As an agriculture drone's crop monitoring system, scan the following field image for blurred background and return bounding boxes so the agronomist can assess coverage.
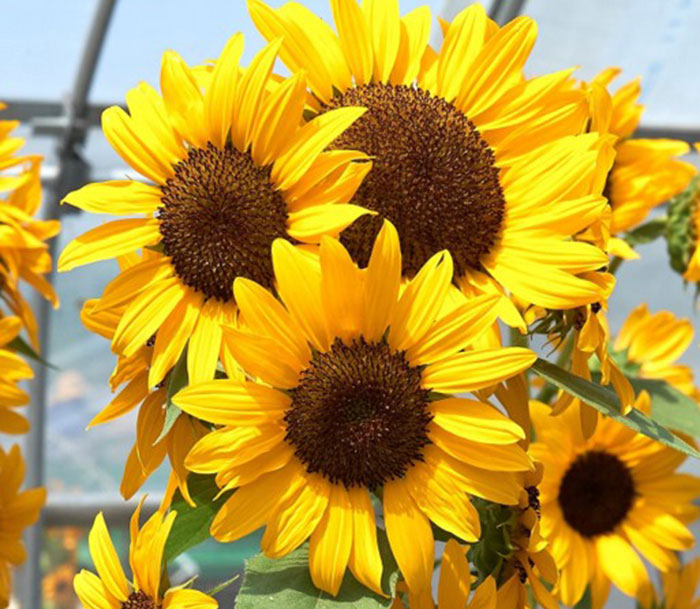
[3,0,700,607]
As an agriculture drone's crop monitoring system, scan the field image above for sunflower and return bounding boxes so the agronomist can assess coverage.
[589,69,696,259]
[0,444,46,609]
[391,540,497,609]
[58,35,371,389]
[613,304,699,400]
[531,401,700,609]
[247,0,612,325]
[43,564,76,608]
[174,222,536,597]
[661,559,700,609]
[74,499,216,609]
[680,146,700,282]
[79,256,210,505]
[0,103,59,347]
[0,315,34,434]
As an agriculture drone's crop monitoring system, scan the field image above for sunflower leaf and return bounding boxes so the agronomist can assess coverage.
[624,217,667,246]
[628,377,700,438]
[7,335,56,369]
[154,350,188,445]
[531,358,700,458]
[236,533,399,608]
[164,473,233,563]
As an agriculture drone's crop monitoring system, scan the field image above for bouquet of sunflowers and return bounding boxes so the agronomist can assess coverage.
[5,2,700,609]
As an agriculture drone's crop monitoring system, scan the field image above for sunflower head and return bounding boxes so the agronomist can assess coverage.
[532,402,699,609]
[0,316,34,434]
[175,220,536,597]
[249,0,613,315]
[74,499,217,609]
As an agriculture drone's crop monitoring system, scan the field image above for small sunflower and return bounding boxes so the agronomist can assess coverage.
[248,0,611,322]
[0,444,46,609]
[80,258,209,505]
[174,222,536,597]
[58,35,371,389]
[679,147,700,282]
[590,69,696,259]
[531,402,700,609]
[661,558,700,609]
[0,103,60,347]
[74,499,216,609]
[613,304,699,400]
[0,316,34,434]
[391,540,497,609]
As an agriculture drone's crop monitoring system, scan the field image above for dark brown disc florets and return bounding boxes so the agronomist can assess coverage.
[323,83,505,278]
[122,591,155,609]
[158,142,289,302]
[557,450,636,538]
[284,337,433,489]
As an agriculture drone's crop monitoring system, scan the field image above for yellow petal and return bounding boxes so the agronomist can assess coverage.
[287,203,372,244]
[364,0,400,82]
[163,589,217,609]
[330,0,373,85]
[160,50,206,148]
[347,487,383,596]
[73,570,121,609]
[88,513,129,602]
[63,181,163,215]
[438,539,471,608]
[422,347,537,393]
[187,298,226,384]
[58,219,160,272]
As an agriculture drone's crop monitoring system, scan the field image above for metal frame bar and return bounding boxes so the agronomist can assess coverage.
[488,0,528,25]
[19,2,117,609]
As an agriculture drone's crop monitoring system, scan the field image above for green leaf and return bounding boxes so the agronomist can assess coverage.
[164,473,232,563]
[530,358,700,458]
[154,350,188,445]
[574,587,592,609]
[7,335,56,369]
[236,533,399,609]
[628,377,700,438]
[206,574,240,596]
[624,217,667,246]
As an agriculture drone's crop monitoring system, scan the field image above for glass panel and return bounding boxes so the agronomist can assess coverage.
[525,0,700,128]
[1,1,96,100]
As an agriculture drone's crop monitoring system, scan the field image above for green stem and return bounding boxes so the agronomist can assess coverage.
[608,255,623,275]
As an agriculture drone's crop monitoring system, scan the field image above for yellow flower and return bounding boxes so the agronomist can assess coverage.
[248,0,611,324]
[682,145,700,282]
[174,221,536,597]
[0,445,46,609]
[590,69,696,258]
[79,260,208,506]
[661,559,700,609]
[0,103,60,347]
[58,35,371,389]
[391,540,497,609]
[531,402,700,609]
[74,499,216,609]
[613,303,699,400]
[0,316,34,434]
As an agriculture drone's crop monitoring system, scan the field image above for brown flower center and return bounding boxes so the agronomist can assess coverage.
[285,337,432,489]
[158,142,289,302]
[557,450,636,538]
[323,83,505,278]
[122,591,155,609]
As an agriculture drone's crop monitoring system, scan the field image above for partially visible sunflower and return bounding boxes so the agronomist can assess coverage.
[58,35,371,389]
[74,499,217,609]
[249,0,612,325]
[679,146,700,282]
[0,102,59,347]
[589,69,696,259]
[391,540,497,609]
[613,304,699,400]
[80,252,210,505]
[43,564,75,608]
[661,558,700,609]
[0,316,34,434]
[174,222,536,597]
[0,444,46,609]
[531,402,700,609]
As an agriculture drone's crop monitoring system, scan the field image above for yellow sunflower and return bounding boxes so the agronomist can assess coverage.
[174,221,536,597]
[613,303,699,400]
[681,145,700,282]
[661,559,700,609]
[74,499,216,609]
[0,103,60,347]
[391,540,497,609]
[531,402,700,609]
[248,0,611,324]
[58,35,371,389]
[590,69,696,258]
[0,444,46,609]
[0,316,34,434]
[79,255,209,505]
